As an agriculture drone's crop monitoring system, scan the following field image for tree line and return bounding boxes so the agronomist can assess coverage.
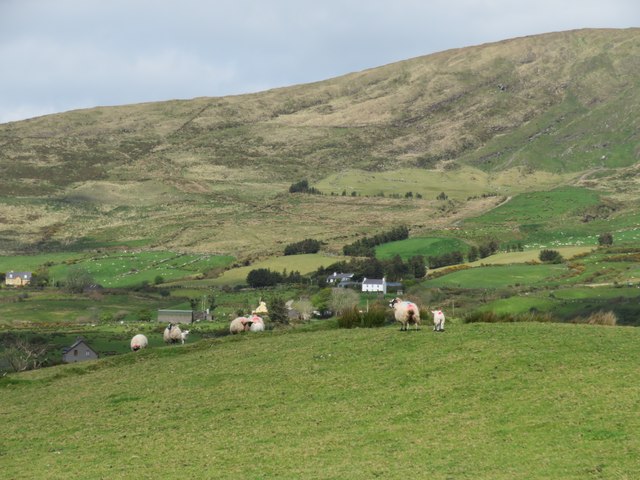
[342,226,409,257]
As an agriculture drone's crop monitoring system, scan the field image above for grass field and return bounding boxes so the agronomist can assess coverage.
[2,322,639,479]
[204,253,347,286]
[376,236,469,260]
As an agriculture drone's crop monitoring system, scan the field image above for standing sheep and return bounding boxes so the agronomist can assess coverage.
[163,323,184,344]
[389,297,421,331]
[432,309,445,332]
[130,334,148,351]
[180,330,190,344]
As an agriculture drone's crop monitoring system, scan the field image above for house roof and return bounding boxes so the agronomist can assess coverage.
[327,272,354,281]
[62,337,98,355]
[7,271,32,280]
[362,278,385,285]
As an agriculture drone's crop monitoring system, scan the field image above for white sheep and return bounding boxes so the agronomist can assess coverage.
[229,316,250,334]
[163,323,184,344]
[180,330,190,343]
[389,297,421,331]
[248,315,265,332]
[130,334,148,351]
[432,309,445,332]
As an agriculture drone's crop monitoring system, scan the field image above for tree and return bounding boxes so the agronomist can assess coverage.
[65,266,95,293]
[598,232,614,246]
[408,255,427,278]
[268,296,289,324]
[467,246,479,262]
[539,249,564,264]
[1,335,49,372]
[330,288,360,316]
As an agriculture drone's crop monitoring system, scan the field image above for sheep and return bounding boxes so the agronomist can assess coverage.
[163,323,184,344]
[389,297,421,331]
[432,309,445,332]
[180,330,190,343]
[248,315,265,332]
[130,334,148,351]
[229,316,251,334]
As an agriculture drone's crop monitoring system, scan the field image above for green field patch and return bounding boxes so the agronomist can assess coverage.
[466,186,601,225]
[48,252,234,288]
[376,236,468,260]
[207,254,347,286]
[426,264,568,289]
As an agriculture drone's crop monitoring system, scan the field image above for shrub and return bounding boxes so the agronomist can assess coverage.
[572,310,618,326]
[539,249,564,264]
[464,311,554,324]
[361,305,389,328]
[337,307,361,329]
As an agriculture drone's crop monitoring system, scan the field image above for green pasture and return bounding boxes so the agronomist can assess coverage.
[48,251,234,288]
[205,253,347,286]
[0,253,80,273]
[314,166,568,200]
[466,186,601,225]
[425,264,568,289]
[376,236,468,260]
[3,323,640,479]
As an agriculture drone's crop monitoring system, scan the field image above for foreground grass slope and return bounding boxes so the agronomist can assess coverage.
[3,323,639,479]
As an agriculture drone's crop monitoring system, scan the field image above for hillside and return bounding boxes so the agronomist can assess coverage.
[0,28,638,257]
[3,323,639,479]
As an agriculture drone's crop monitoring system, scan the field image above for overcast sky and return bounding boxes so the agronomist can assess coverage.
[0,0,637,124]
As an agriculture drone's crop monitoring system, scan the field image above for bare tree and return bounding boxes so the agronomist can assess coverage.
[330,288,360,316]
[2,336,50,372]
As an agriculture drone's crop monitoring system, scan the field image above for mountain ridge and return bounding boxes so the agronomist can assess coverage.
[0,28,638,256]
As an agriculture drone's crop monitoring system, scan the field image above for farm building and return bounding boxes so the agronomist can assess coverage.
[62,337,99,363]
[362,277,387,294]
[157,309,194,324]
[326,272,354,285]
[5,271,32,287]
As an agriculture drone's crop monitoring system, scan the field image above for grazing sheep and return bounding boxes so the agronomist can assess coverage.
[432,309,445,332]
[229,316,251,334]
[389,297,421,331]
[163,323,184,344]
[130,334,148,351]
[248,315,265,332]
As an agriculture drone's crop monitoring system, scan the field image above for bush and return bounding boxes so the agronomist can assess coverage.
[539,249,564,264]
[464,311,554,324]
[337,307,361,329]
[572,310,618,326]
[361,306,389,328]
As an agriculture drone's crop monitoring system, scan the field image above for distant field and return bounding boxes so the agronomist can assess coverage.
[49,251,235,288]
[466,186,601,225]
[205,254,347,286]
[0,251,235,288]
[314,167,568,200]
[376,236,469,260]
[426,264,569,289]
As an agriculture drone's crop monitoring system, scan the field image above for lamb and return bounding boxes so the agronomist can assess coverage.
[389,297,421,331]
[432,309,445,332]
[130,334,148,351]
[180,330,190,343]
[229,316,251,334]
[163,323,185,344]
[248,315,265,332]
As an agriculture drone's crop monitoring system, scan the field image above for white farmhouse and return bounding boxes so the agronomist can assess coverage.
[362,277,387,294]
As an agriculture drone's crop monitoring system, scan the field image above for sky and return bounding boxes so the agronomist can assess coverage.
[0,0,638,124]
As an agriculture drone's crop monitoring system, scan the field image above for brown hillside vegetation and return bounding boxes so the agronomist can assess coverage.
[0,28,638,256]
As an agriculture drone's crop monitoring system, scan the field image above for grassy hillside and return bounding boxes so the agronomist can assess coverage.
[2,323,639,479]
[0,28,638,257]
